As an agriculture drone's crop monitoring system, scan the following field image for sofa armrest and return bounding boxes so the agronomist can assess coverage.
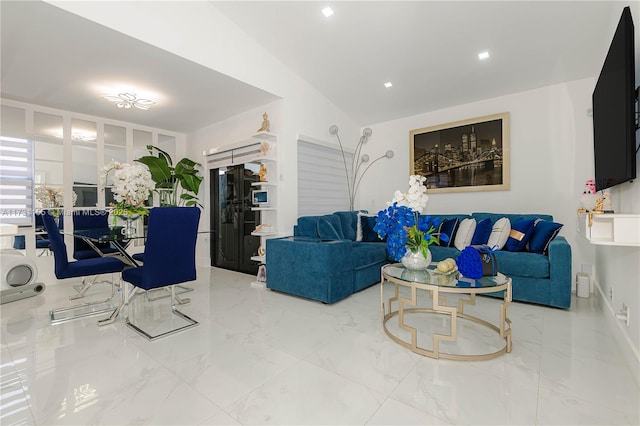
[265,237,354,303]
[547,235,572,306]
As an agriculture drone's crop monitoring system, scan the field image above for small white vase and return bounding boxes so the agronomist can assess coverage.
[401,247,432,270]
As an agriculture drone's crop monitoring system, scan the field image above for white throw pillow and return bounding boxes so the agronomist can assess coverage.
[356,211,365,241]
[454,218,476,250]
[487,217,511,250]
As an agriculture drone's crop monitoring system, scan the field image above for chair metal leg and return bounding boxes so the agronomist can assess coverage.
[70,275,115,300]
[125,285,198,340]
[145,284,194,302]
[50,274,119,324]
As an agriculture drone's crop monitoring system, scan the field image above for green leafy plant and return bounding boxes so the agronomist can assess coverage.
[135,145,203,207]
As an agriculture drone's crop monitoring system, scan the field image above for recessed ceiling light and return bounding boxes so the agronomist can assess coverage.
[478,51,490,60]
[384,82,393,88]
[322,7,334,17]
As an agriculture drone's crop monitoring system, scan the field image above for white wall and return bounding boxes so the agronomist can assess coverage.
[360,78,597,278]
[590,1,640,381]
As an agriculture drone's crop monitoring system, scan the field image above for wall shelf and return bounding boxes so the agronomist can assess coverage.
[251,181,277,187]
[577,213,640,246]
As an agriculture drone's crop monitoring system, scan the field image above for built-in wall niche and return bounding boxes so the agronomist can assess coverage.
[158,134,176,158]
[71,119,98,207]
[133,129,152,160]
[33,112,63,187]
[1,105,26,138]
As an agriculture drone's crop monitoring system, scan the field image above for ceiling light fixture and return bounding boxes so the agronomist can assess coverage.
[478,51,490,60]
[384,82,393,88]
[322,7,334,17]
[101,92,156,110]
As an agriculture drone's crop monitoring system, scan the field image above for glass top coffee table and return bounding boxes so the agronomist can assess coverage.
[380,262,512,361]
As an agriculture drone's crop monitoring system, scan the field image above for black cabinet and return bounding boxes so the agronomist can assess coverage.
[210,164,260,274]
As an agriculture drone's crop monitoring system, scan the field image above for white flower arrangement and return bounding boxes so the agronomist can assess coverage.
[34,185,77,208]
[103,160,155,215]
[389,175,429,214]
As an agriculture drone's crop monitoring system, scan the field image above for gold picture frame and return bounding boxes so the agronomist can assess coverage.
[410,112,510,193]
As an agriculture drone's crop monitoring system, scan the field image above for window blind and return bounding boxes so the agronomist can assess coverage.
[0,136,33,225]
[297,139,352,216]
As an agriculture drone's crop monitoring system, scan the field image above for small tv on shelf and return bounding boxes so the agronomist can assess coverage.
[592,6,638,192]
[252,190,269,206]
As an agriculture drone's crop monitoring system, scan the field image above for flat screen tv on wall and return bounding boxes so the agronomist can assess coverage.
[592,6,638,192]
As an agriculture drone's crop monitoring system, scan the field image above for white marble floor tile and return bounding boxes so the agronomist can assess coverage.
[0,349,35,426]
[537,384,640,425]
[304,327,418,396]
[365,397,450,425]
[539,341,639,416]
[391,359,539,425]
[167,326,300,409]
[226,360,386,425]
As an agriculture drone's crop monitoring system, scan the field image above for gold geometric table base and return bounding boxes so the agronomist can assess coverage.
[381,270,512,361]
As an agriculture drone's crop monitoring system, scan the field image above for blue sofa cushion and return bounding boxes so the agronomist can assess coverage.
[361,215,383,242]
[471,218,493,245]
[529,220,564,254]
[472,212,553,223]
[334,211,360,241]
[493,250,550,278]
[430,245,462,261]
[296,216,321,238]
[438,218,459,247]
[351,241,387,269]
[317,217,342,241]
[505,219,536,252]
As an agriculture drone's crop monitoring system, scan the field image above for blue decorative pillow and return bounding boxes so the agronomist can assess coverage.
[471,218,493,245]
[505,219,536,252]
[528,220,563,254]
[361,215,383,242]
[438,218,459,247]
[317,218,342,241]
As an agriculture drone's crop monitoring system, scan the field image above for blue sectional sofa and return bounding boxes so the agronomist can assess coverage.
[266,211,572,308]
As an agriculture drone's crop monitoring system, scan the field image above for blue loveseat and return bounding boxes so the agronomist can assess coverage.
[266,211,572,308]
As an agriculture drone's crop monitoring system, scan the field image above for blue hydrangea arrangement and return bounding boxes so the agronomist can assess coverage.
[374,203,444,261]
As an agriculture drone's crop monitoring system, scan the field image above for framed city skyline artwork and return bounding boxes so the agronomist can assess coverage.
[410,112,510,193]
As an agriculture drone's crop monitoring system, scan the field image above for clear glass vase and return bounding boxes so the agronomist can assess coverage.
[401,247,432,270]
[119,214,140,238]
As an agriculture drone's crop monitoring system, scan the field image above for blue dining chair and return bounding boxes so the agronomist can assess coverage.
[42,210,126,323]
[122,206,200,340]
[72,210,119,260]
[70,209,122,299]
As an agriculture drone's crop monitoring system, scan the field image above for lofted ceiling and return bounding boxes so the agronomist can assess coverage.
[0,0,279,133]
[1,1,633,133]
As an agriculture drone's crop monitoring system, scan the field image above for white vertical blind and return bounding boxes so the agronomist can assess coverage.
[297,139,353,216]
[0,136,33,225]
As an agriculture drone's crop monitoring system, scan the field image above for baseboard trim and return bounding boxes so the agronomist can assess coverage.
[593,278,640,388]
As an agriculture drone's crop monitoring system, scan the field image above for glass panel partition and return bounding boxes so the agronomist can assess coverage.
[72,119,97,207]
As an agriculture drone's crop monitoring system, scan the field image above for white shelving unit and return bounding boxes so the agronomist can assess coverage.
[577,213,640,246]
[249,132,279,288]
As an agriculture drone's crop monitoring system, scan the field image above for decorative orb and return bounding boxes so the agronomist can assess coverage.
[362,128,372,137]
[361,154,370,162]
[385,150,395,159]
[329,125,339,135]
